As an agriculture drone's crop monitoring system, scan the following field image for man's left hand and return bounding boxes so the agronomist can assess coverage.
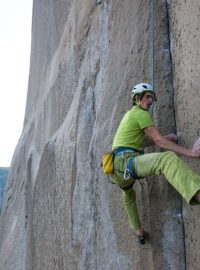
[165,134,178,143]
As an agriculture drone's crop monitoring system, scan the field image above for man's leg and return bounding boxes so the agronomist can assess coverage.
[122,188,141,230]
[134,151,200,204]
[122,188,145,243]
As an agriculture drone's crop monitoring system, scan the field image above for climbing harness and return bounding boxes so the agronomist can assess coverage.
[113,147,142,181]
[113,147,144,191]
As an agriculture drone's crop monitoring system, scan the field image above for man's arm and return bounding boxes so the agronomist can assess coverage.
[144,133,177,147]
[144,125,199,158]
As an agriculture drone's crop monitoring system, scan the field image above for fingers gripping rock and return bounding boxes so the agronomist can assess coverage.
[192,137,200,156]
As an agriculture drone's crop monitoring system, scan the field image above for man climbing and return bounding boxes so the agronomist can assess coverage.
[112,83,200,245]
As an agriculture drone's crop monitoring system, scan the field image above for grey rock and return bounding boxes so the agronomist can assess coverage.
[0,0,199,269]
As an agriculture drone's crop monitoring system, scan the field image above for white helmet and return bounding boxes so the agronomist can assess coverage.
[131,83,156,99]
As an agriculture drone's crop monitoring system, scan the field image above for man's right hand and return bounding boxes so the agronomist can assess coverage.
[192,137,200,157]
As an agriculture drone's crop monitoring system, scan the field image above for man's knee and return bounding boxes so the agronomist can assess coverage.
[156,151,180,174]
[123,188,136,202]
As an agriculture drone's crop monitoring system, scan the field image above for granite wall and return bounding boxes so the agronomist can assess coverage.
[0,0,200,269]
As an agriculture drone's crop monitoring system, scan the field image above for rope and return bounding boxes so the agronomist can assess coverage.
[151,0,155,116]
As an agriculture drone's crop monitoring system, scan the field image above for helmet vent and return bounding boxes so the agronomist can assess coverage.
[142,85,148,89]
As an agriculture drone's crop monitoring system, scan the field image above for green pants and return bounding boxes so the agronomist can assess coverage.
[112,151,200,230]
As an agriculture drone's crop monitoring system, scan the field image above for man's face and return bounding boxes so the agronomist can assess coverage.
[140,92,154,111]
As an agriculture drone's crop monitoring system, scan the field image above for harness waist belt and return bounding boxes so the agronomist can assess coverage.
[113,146,144,156]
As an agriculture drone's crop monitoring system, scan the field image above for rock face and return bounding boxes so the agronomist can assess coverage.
[169,1,200,269]
[0,0,200,269]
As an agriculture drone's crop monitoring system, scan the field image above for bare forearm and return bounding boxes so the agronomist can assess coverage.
[144,126,200,158]
[155,137,194,157]
[145,133,177,148]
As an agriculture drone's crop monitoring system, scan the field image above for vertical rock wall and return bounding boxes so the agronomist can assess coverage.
[0,0,200,269]
[169,1,200,269]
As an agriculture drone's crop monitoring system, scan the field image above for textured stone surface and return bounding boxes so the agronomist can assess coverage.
[169,1,200,269]
[0,0,200,269]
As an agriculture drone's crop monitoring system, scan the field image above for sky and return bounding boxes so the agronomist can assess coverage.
[0,1,33,167]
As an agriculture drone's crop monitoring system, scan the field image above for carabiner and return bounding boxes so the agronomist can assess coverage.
[124,167,130,180]
[122,152,130,180]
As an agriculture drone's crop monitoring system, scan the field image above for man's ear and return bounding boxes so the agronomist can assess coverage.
[135,95,140,102]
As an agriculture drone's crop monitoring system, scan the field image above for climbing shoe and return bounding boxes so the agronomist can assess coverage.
[137,234,145,245]
[135,231,148,245]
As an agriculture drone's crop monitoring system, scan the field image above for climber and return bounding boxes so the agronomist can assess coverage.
[111,82,200,245]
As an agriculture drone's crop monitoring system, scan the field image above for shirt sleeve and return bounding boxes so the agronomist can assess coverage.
[137,110,154,129]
